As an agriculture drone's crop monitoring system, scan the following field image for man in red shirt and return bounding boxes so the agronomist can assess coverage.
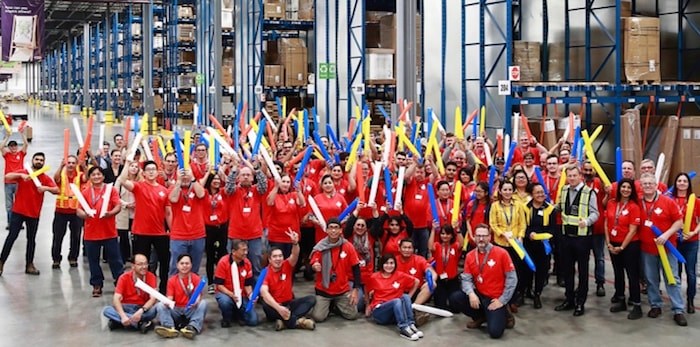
[189,143,209,180]
[403,161,432,257]
[119,159,173,293]
[155,254,208,339]
[157,153,178,188]
[396,239,436,307]
[309,218,361,322]
[168,168,206,276]
[449,224,516,339]
[102,253,158,333]
[582,160,608,297]
[51,154,88,268]
[261,231,317,330]
[2,128,28,227]
[214,239,258,327]
[511,133,547,167]
[0,152,58,275]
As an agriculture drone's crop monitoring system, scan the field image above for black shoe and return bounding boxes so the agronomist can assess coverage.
[52,262,60,269]
[221,320,232,328]
[674,313,688,326]
[573,305,585,317]
[647,307,662,318]
[515,295,525,307]
[610,296,622,304]
[628,305,643,320]
[533,295,542,309]
[610,302,627,313]
[555,302,575,311]
[688,301,695,314]
[627,298,633,306]
[596,284,605,297]
[108,320,124,331]
[139,320,154,334]
[525,289,534,299]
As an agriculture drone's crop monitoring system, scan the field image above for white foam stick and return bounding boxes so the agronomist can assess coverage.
[394,166,406,210]
[23,163,41,187]
[126,132,143,161]
[70,183,96,217]
[98,124,105,155]
[496,128,503,139]
[307,195,327,231]
[99,184,113,218]
[207,126,238,159]
[430,109,446,134]
[512,113,520,142]
[382,126,391,166]
[504,134,511,159]
[231,261,242,308]
[72,117,84,148]
[368,161,383,203]
[193,103,199,127]
[259,146,282,182]
[141,139,154,161]
[655,153,665,183]
[562,118,571,143]
[226,124,233,138]
[412,303,454,317]
[484,139,493,167]
[135,278,175,309]
[261,108,278,131]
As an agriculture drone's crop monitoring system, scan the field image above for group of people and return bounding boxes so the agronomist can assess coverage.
[0,113,697,340]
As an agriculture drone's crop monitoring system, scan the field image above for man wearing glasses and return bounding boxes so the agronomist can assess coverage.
[157,152,179,188]
[102,253,158,333]
[1,127,29,229]
[190,143,209,180]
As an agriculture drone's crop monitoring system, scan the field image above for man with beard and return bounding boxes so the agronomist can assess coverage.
[2,128,29,228]
[102,253,158,333]
[51,154,88,269]
[582,160,607,297]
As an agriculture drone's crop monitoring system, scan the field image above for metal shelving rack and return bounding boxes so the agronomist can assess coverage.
[59,42,69,105]
[72,35,84,106]
[164,0,196,126]
[117,5,143,117]
[111,13,120,113]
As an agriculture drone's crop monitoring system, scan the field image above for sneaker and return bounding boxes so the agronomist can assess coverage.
[25,263,40,275]
[596,284,605,297]
[627,305,643,320]
[208,284,215,295]
[221,320,232,328]
[274,319,286,331]
[399,327,419,341]
[295,318,315,330]
[107,320,123,331]
[92,286,103,297]
[647,307,662,318]
[69,260,78,268]
[674,313,688,326]
[52,262,60,269]
[610,302,627,313]
[466,317,486,329]
[180,325,197,339]
[154,326,179,338]
[408,324,423,338]
[139,320,154,334]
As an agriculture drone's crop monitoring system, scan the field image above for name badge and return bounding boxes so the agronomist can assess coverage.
[243,207,252,213]
[210,215,218,221]
[644,220,653,227]
[188,192,195,199]
[611,229,617,237]
[415,194,423,200]
[537,210,544,216]
[182,205,191,212]
[439,273,448,280]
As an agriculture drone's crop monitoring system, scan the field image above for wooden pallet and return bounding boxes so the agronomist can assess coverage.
[626,79,661,86]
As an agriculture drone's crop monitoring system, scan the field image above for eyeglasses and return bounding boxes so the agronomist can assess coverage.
[475,234,490,238]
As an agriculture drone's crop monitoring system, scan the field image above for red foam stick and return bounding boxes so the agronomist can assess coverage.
[209,114,233,145]
[63,128,70,162]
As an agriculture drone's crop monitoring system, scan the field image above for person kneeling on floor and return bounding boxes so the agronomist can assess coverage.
[102,253,157,333]
[214,239,259,327]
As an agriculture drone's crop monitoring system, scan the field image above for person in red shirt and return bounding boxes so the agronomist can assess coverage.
[434,181,455,227]
[189,143,209,180]
[604,178,642,319]
[76,167,123,297]
[102,254,158,333]
[214,239,258,327]
[51,154,88,268]
[119,159,173,293]
[403,161,432,257]
[0,152,58,275]
[582,160,608,297]
[448,224,516,339]
[365,254,421,341]
[375,203,414,258]
[201,169,229,294]
[463,182,490,250]
[637,173,686,326]
[669,172,699,314]
[154,254,208,339]
[309,174,348,243]
[2,128,28,226]
[330,163,354,202]
[309,218,362,322]
[395,239,436,308]
[267,173,306,257]
[343,201,381,312]
[157,152,178,188]
[260,231,317,330]
[168,168,206,276]
[428,225,463,310]
[511,134,547,167]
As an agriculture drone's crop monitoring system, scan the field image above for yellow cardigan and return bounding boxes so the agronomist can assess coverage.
[489,200,527,247]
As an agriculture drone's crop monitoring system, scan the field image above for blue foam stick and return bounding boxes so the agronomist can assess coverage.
[473,107,479,138]
[666,171,696,195]
[377,104,390,120]
[326,124,343,151]
[577,138,585,162]
[334,152,341,164]
[303,109,310,141]
[246,267,268,312]
[338,198,359,221]
[384,167,394,207]
[571,126,581,158]
[133,113,140,134]
[214,140,220,170]
[543,239,552,255]
[233,113,240,151]
[343,138,351,150]
[488,165,496,195]
[186,277,207,309]
[274,97,282,120]
[616,147,622,182]
[173,131,185,169]
[503,141,517,173]
[252,118,267,156]
[199,133,209,147]
[313,131,332,163]
[515,240,537,272]
[294,147,313,185]
[313,107,320,125]
[425,269,435,293]
[426,107,433,140]
[534,166,550,197]
[237,101,244,121]
[650,225,687,263]
[427,183,440,223]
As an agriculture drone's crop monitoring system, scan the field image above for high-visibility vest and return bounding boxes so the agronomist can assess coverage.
[558,185,592,236]
[56,168,81,210]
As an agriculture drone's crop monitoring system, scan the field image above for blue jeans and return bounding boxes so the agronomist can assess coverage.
[350,281,366,313]
[85,238,123,287]
[678,240,699,302]
[156,301,207,332]
[642,251,684,314]
[592,234,606,284]
[215,292,258,326]
[230,237,263,278]
[371,294,415,330]
[412,227,429,258]
[102,303,157,328]
[168,238,205,276]
[4,182,16,223]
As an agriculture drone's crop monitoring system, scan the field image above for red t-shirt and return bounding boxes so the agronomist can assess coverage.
[396,254,429,284]
[464,200,488,246]
[434,242,462,279]
[367,270,415,308]
[672,195,700,242]
[204,190,228,226]
[156,170,177,188]
[333,178,351,200]
[511,146,541,166]
[190,161,208,181]
[435,198,455,227]
[638,195,683,255]
[311,192,347,243]
[11,169,56,218]
[381,231,408,258]
[3,151,25,183]
[585,178,606,235]
[542,175,560,203]
[263,260,295,303]
[604,199,642,243]
[116,270,158,305]
[214,255,254,296]
[168,187,206,240]
[131,181,169,236]
[403,178,431,228]
[166,273,202,307]
[226,185,264,240]
[473,151,489,182]
[310,241,360,295]
[267,192,302,243]
[464,246,515,299]
[81,185,120,241]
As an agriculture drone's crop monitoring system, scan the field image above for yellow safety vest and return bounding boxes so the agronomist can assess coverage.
[56,168,82,209]
[558,185,591,236]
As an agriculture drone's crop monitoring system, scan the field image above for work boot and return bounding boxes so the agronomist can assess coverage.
[596,284,605,297]
[688,300,695,314]
[506,312,515,329]
[274,320,285,331]
[25,263,40,275]
[610,301,627,313]
[466,317,486,329]
[627,305,642,320]
[533,295,542,309]
[295,318,315,330]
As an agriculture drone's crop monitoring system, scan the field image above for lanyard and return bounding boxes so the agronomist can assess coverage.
[501,202,514,227]
[614,201,628,227]
[90,185,106,207]
[641,193,659,220]
[437,199,452,220]
[442,244,450,266]
[210,191,221,210]
[178,274,194,297]
[675,197,687,214]
[132,272,142,297]
[475,247,492,277]
[181,185,194,204]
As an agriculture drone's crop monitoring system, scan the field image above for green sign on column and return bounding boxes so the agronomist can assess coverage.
[319,63,336,80]
[196,73,204,85]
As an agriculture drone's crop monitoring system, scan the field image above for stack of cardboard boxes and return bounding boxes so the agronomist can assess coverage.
[265,0,314,20]
[264,38,308,87]
[622,17,660,83]
[364,13,422,84]
[671,117,700,190]
[513,41,541,82]
[222,0,234,30]
[222,47,234,86]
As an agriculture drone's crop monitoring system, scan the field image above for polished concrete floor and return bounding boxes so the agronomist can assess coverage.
[0,104,697,346]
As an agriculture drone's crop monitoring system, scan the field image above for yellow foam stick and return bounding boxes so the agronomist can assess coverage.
[507,238,525,259]
[556,166,567,204]
[345,134,363,171]
[362,117,371,154]
[479,106,486,134]
[395,126,421,158]
[684,194,696,236]
[282,97,287,122]
[296,111,304,146]
[313,149,324,160]
[184,130,191,170]
[28,165,51,179]
[657,244,677,285]
[452,181,463,224]
[141,113,149,135]
[531,233,553,241]
[165,137,174,154]
[397,121,406,151]
[208,134,215,164]
[431,138,445,176]
[589,125,603,143]
[0,110,11,133]
[455,107,464,140]
[157,136,167,157]
[581,130,612,187]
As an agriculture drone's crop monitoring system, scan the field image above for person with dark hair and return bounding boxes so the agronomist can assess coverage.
[155,254,208,339]
[458,166,477,201]
[522,152,537,179]
[0,152,58,275]
[1,126,28,228]
[76,166,123,297]
[365,253,422,341]
[167,167,207,276]
[428,224,464,310]
[604,178,642,319]
[376,202,414,258]
[329,163,354,203]
[443,162,459,190]
[189,143,209,180]
[51,154,88,269]
[115,160,141,264]
[435,180,455,227]
[267,173,306,258]
[156,152,179,188]
[309,174,348,243]
[582,160,608,297]
[395,238,436,325]
[103,148,123,184]
[669,172,699,314]
[404,160,434,257]
[463,182,490,250]
[343,201,382,312]
[261,232,317,330]
[214,239,258,327]
[102,253,157,333]
[512,169,531,206]
[523,183,556,309]
[201,169,229,294]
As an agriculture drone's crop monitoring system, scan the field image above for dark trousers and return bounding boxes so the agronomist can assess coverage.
[502,246,526,303]
[434,277,461,310]
[524,239,551,295]
[262,295,316,328]
[51,212,83,262]
[560,235,592,305]
[205,224,228,284]
[412,227,429,258]
[132,234,170,293]
[85,238,123,287]
[117,218,133,264]
[449,290,508,339]
[552,231,564,280]
[298,226,315,273]
[610,240,641,304]
[1,212,39,264]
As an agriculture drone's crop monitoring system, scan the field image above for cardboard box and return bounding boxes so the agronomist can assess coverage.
[622,17,660,83]
[366,22,382,48]
[528,119,558,150]
[178,102,194,114]
[285,0,298,20]
[620,109,643,173]
[657,115,678,184]
[365,48,394,83]
[621,0,632,17]
[131,23,142,37]
[178,5,194,18]
[177,24,195,42]
[222,0,233,11]
[279,38,308,86]
[154,54,163,69]
[222,68,234,86]
[222,9,234,30]
[154,95,163,110]
[265,65,284,87]
[179,50,195,65]
[264,1,286,19]
[548,43,564,82]
[513,41,541,82]
[672,117,700,192]
[298,0,314,20]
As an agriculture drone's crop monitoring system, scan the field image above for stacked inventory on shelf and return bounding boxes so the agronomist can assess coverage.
[221,0,235,116]
[71,35,84,106]
[59,42,69,106]
[116,5,144,117]
[163,0,197,124]
[153,5,165,116]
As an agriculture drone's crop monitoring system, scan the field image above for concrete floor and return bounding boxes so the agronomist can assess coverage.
[0,104,698,346]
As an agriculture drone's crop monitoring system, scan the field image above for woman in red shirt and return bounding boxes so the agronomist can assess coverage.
[604,178,642,319]
[670,172,700,313]
[202,170,229,294]
[330,163,354,202]
[366,254,421,341]
[462,182,490,251]
[344,201,382,313]
[267,173,306,257]
[309,174,348,243]
[428,224,463,310]
[458,167,476,202]
[375,202,414,258]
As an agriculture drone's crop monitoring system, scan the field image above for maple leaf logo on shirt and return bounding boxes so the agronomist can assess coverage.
[281,274,286,281]
[487,259,496,267]
[392,281,400,289]
[654,208,663,215]
[340,251,347,259]
[409,267,417,275]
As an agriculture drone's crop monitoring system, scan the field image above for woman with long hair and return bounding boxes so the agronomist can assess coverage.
[202,170,229,294]
[670,172,700,314]
[428,224,464,310]
[462,182,491,250]
[523,183,556,309]
[114,160,142,264]
[266,173,306,257]
[512,170,531,205]
[309,174,348,243]
[375,202,414,258]
[344,201,381,312]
